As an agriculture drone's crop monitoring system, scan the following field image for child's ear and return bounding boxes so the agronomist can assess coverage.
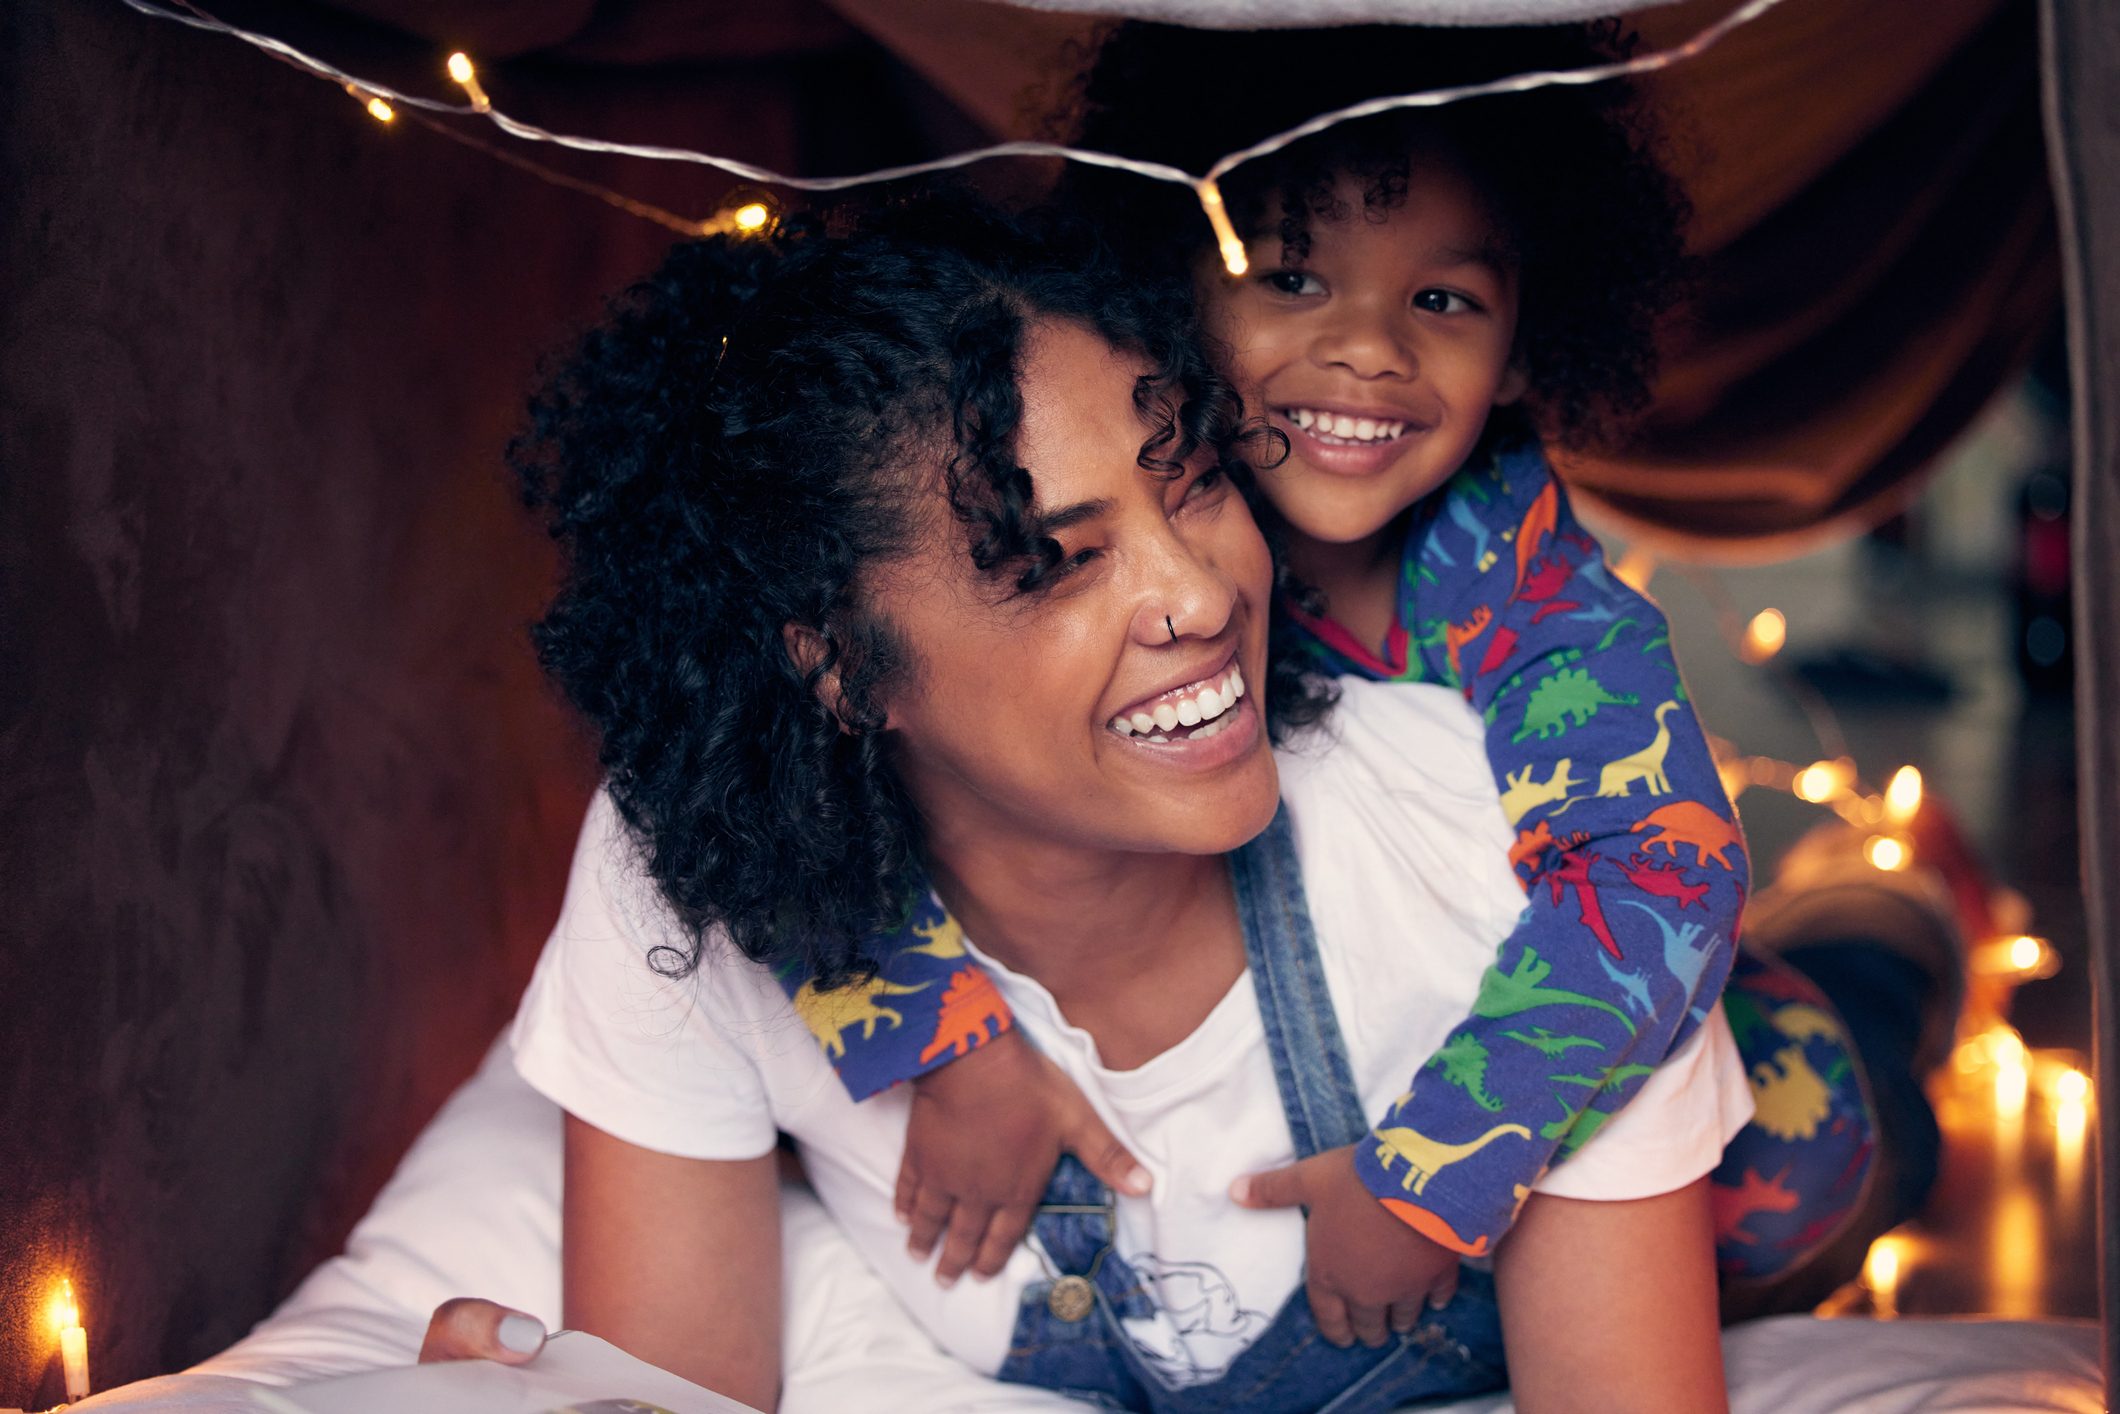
[1495,361,1529,407]
[781,622,867,734]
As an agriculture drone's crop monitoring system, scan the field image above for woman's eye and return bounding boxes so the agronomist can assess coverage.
[1260,269,1323,298]
[1181,466,1229,506]
[1413,288,1476,315]
[1054,546,1101,579]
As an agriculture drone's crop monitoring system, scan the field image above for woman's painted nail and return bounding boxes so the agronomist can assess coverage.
[1228,1176,1252,1204]
[498,1314,546,1354]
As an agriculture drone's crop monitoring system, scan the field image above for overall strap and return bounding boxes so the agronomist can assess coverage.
[1228,804,1370,1157]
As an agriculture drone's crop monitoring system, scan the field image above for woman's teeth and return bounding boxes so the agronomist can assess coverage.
[1109,667,1246,743]
[1284,408,1407,444]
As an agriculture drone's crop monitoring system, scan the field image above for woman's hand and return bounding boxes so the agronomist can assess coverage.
[418,1298,547,1365]
[1232,1145,1461,1347]
[899,1029,1151,1286]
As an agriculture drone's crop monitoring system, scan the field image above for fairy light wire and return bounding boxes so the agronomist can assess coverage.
[118,0,1791,256]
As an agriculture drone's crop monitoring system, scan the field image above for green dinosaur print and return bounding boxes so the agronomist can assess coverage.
[1411,618,1449,655]
[1643,627,1670,655]
[1550,1065,1656,1089]
[1503,1027,1604,1058]
[1545,1097,1617,1157]
[1512,667,1641,743]
[1721,990,1777,1054]
[1427,1034,1505,1112]
[1594,618,1641,653]
[1473,949,1636,1032]
[1483,649,1585,727]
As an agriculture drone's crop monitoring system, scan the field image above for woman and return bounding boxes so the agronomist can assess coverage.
[460,194,1742,1412]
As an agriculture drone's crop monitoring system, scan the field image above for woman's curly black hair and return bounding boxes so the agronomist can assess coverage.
[515,191,1328,986]
[1060,22,1693,450]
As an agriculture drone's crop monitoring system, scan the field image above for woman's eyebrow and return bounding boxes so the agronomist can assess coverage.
[1031,496,1116,536]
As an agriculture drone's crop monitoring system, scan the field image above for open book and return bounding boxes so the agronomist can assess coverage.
[249,1333,763,1414]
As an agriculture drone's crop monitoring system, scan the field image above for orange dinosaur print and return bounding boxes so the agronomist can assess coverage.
[1509,819,1556,876]
[918,966,1011,1065]
[1711,1167,1800,1246]
[1511,480,1560,596]
[1632,800,1743,871]
[1444,605,1493,681]
[1381,1197,1492,1257]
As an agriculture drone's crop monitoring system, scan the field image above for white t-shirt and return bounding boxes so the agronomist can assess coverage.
[510,678,1753,1385]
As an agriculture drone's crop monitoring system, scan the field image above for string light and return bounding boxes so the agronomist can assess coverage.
[1792,758,1854,804]
[733,201,771,233]
[1863,835,1910,871]
[1738,608,1786,664]
[364,95,395,124]
[118,0,1793,250]
[446,52,490,113]
[1883,765,1923,825]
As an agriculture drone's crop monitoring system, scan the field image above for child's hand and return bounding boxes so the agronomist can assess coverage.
[898,1028,1151,1287]
[1232,1145,1461,1347]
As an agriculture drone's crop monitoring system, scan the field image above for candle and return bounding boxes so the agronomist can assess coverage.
[52,1279,89,1401]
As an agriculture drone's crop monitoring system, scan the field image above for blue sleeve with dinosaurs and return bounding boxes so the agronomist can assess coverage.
[1294,437,1746,1255]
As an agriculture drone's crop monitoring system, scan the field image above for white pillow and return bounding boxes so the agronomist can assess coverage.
[76,1037,2104,1413]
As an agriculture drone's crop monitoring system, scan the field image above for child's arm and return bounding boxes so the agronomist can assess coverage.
[774,895,1148,1284]
[1350,441,1746,1257]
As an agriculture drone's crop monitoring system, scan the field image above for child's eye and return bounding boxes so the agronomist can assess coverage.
[1259,269,1324,298]
[1413,288,1477,315]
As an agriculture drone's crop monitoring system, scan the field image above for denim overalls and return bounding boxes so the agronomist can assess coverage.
[996,807,1510,1413]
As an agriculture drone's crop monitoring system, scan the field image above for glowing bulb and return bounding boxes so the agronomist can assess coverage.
[1862,1233,1911,1317]
[1883,765,1922,825]
[1864,835,1910,871]
[733,202,771,233]
[2008,934,2044,971]
[1794,757,1857,803]
[2054,1068,2090,1106]
[1738,608,1786,664]
[446,52,490,111]
[365,95,396,123]
[1996,1052,2030,1116]
[1197,180,1248,277]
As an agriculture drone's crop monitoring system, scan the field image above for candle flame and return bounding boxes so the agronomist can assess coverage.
[1883,765,1922,825]
[49,1278,80,1332]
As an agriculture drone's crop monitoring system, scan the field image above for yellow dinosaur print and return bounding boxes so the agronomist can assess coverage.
[792,977,929,1059]
[1372,1119,1534,1195]
[1596,700,1680,798]
[1748,1043,1832,1142]
[1769,1002,1843,1045]
[1499,758,1578,827]
[906,914,968,960]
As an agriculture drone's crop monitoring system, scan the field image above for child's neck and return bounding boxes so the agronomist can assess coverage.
[1286,512,1412,659]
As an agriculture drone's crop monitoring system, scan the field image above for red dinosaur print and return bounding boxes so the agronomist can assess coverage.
[1381,1197,1491,1257]
[917,967,1011,1065]
[1514,554,1582,625]
[1711,1167,1800,1247]
[1443,605,1493,682]
[1512,481,1560,596]
[1547,850,1623,959]
[1475,624,1519,678]
[1616,852,1710,910]
[1632,800,1743,871]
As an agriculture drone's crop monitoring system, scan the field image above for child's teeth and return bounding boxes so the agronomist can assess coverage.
[1294,409,1314,429]
[1354,418,1376,439]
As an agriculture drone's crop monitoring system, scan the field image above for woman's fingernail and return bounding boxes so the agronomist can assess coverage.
[1427,1292,1449,1311]
[498,1314,546,1354]
[1125,1166,1152,1195]
[1229,1176,1251,1204]
[936,1271,959,1290]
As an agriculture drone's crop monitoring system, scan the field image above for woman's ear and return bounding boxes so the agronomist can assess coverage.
[782,622,862,734]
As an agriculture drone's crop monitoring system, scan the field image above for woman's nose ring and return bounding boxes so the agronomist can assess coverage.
[1165,616,1177,644]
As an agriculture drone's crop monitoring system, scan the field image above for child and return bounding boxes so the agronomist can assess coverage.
[782,22,1877,1334]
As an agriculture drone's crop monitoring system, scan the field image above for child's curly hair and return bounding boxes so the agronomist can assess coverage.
[1062,22,1693,450]
[514,192,1324,985]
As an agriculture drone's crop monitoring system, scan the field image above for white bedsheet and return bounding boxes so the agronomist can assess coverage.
[77,1039,2103,1413]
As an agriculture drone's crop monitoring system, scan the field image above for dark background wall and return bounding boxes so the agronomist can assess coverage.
[0,2,947,1402]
